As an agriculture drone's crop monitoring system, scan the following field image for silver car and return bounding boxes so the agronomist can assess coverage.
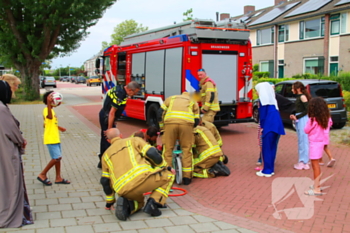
[41,76,57,88]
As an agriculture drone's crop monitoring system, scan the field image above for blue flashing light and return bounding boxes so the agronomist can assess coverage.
[168,34,188,42]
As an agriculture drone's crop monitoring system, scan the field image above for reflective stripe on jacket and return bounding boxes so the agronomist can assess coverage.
[199,77,220,112]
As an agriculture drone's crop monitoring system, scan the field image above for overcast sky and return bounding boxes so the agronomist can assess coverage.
[51,0,272,69]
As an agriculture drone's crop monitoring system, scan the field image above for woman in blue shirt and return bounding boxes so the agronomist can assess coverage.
[255,82,285,177]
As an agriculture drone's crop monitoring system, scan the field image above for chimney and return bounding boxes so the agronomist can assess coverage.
[220,13,230,21]
[275,0,285,5]
[244,5,255,14]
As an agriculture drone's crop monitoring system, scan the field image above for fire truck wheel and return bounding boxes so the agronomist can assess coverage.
[146,103,160,129]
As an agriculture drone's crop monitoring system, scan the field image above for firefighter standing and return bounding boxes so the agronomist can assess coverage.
[100,128,174,221]
[200,119,228,164]
[97,81,140,168]
[197,69,220,123]
[157,92,200,185]
[193,125,230,178]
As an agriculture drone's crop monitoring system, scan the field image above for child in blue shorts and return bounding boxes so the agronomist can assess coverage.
[37,91,70,186]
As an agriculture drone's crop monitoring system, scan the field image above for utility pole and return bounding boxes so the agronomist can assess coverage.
[68,64,71,77]
[59,64,61,79]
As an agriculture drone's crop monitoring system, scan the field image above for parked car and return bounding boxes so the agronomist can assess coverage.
[75,76,87,84]
[61,76,69,82]
[253,79,347,129]
[70,76,76,83]
[41,76,57,88]
[86,76,101,86]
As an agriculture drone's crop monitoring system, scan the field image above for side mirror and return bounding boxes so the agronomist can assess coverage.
[95,69,100,75]
[95,58,100,69]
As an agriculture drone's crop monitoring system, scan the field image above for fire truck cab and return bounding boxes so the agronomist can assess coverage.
[96,18,253,128]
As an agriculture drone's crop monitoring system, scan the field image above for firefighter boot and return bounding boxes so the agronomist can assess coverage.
[209,161,231,177]
[222,155,229,164]
[143,198,162,217]
[97,153,102,169]
[183,178,192,185]
[115,197,135,221]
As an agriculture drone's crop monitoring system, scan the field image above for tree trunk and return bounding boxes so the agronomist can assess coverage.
[18,64,41,101]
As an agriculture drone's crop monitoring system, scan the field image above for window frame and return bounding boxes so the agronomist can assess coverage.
[256,26,274,45]
[304,58,320,74]
[278,25,289,42]
[300,18,323,39]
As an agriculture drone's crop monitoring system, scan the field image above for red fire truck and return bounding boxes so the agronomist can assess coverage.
[95,19,253,127]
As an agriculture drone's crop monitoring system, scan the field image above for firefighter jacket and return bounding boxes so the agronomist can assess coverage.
[193,126,223,165]
[199,77,220,112]
[102,85,128,119]
[159,92,199,129]
[202,120,223,147]
[101,136,167,203]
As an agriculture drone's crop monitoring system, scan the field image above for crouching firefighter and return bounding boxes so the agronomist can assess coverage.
[199,119,228,164]
[100,128,175,221]
[193,125,231,178]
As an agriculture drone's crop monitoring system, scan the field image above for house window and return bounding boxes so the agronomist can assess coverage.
[305,19,321,38]
[278,25,289,42]
[341,13,347,33]
[257,27,274,45]
[304,58,324,75]
[330,14,340,35]
[260,61,269,72]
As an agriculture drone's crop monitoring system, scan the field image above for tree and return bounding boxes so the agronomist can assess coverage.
[102,19,148,49]
[0,0,116,100]
[183,8,194,21]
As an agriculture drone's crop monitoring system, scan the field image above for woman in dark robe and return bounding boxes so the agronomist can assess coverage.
[0,80,33,228]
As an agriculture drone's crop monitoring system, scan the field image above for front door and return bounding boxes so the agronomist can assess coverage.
[278,65,284,78]
[330,63,338,76]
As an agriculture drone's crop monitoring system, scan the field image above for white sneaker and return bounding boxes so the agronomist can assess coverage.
[294,162,309,170]
[256,171,272,177]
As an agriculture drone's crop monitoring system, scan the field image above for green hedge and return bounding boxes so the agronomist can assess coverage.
[253,71,270,78]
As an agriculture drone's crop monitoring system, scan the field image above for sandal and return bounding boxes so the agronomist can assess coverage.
[309,185,325,191]
[37,177,52,186]
[304,189,324,196]
[327,159,336,167]
[55,179,70,184]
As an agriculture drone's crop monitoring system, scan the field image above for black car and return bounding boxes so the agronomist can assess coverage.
[253,79,347,129]
[61,76,69,82]
[75,76,87,84]
[70,76,76,83]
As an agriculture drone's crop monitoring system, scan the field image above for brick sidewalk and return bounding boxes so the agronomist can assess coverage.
[2,98,259,233]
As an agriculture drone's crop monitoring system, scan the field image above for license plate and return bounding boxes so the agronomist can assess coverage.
[328,104,336,108]
[47,80,53,83]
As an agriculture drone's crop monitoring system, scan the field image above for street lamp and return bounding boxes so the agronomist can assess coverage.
[68,64,71,77]
[59,64,61,79]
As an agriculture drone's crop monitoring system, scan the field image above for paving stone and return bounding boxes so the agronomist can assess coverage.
[6,230,35,233]
[30,205,47,213]
[173,209,193,216]
[214,221,240,230]
[62,209,87,218]
[192,215,216,223]
[69,191,90,197]
[110,231,137,233]
[22,219,49,229]
[59,197,82,204]
[77,216,104,225]
[37,227,65,233]
[190,222,220,232]
[235,228,257,233]
[72,202,96,210]
[120,221,147,230]
[139,228,167,233]
[48,204,72,211]
[47,192,69,198]
[145,218,174,227]
[66,225,94,233]
[28,194,46,200]
[50,218,77,227]
[81,196,104,202]
[169,216,198,225]
[166,202,182,209]
[87,208,112,216]
[35,198,59,206]
[101,214,119,223]
[165,225,196,233]
[93,223,122,232]
[211,230,241,233]
[36,211,61,220]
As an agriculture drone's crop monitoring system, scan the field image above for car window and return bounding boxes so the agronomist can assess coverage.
[282,84,294,98]
[275,84,283,94]
[309,83,341,98]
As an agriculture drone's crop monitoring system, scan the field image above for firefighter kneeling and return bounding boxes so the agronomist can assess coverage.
[193,125,231,178]
[100,128,175,221]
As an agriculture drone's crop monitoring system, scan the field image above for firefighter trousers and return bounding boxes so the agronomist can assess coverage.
[193,155,220,178]
[202,110,217,123]
[122,170,175,213]
[162,123,194,179]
